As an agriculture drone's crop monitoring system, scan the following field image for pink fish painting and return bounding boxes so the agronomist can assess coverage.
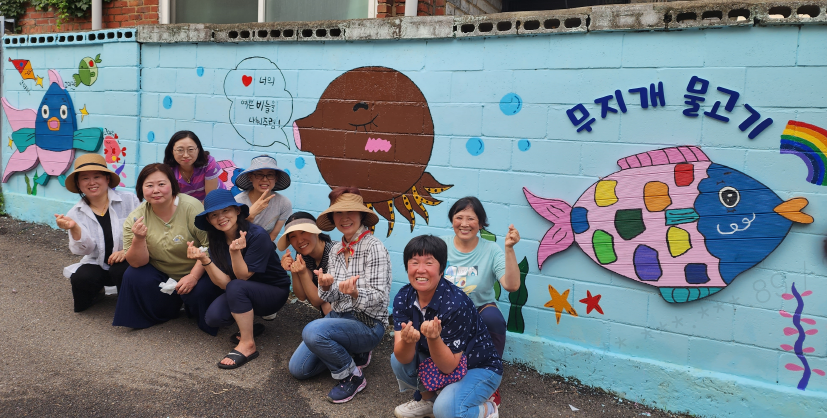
[524,146,813,303]
[103,134,127,186]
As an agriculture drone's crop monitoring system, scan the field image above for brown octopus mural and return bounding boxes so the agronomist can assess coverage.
[292,66,451,236]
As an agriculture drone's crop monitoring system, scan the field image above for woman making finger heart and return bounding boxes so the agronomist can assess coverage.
[113,164,220,335]
[288,187,391,404]
[189,189,290,369]
[278,212,334,316]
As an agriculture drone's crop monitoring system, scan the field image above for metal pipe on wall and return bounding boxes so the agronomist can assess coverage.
[159,0,170,24]
[258,0,265,22]
[91,0,102,29]
[404,0,418,16]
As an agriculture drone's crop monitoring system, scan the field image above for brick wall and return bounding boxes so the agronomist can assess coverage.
[17,0,158,34]
[446,0,502,15]
[376,0,449,18]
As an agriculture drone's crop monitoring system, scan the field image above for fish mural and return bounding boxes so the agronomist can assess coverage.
[73,54,101,87]
[2,70,104,185]
[524,146,814,303]
[103,134,127,186]
[216,159,244,195]
[293,66,452,236]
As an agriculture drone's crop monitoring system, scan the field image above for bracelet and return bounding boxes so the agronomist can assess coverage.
[202,260,212,267]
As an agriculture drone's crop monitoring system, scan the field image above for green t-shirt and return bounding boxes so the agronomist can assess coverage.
[441,235,506,307]
[123,194,208,280]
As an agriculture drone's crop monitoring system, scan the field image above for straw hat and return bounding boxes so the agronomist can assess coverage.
[235,155,291,192]
[277,216,324,251]
[316,193,379,232]
[64,153,120,193]
[195,189,250,231]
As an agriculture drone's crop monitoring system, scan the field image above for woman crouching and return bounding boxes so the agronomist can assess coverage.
[391,235,502,418]
[189,189,291,369]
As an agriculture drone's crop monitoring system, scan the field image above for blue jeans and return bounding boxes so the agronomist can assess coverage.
[289,311,385,380]
[391,353,502,418]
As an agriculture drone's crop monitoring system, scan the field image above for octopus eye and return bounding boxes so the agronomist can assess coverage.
[352,102,369,112]
[41,104,49,119]
[718,186,740,208]
[59,105,68,119]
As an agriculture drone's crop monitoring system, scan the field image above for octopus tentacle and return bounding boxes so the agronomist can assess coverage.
[394,195,416,232]
[409,186,429,224]
[369,200,396,237]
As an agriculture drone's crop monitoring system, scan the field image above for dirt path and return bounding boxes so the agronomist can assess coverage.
[0,216,691,417]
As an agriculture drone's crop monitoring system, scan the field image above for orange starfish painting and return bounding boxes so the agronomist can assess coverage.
[544,285,578,324]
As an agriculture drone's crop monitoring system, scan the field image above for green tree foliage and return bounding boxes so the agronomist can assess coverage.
[29,0,114,28]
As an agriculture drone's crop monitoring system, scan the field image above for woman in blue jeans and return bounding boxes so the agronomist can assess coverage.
[391,235,502,418]
[188,189,290,369]
[288,187,392,404]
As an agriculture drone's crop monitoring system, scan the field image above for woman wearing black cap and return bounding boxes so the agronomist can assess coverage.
[188,189,291,369]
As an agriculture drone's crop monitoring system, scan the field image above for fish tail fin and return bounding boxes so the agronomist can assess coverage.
[73,74,82,86]
[660,287,723,303]
[523,188,574,269]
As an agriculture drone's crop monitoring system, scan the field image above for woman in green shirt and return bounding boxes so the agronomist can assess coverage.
[113,163,223,335]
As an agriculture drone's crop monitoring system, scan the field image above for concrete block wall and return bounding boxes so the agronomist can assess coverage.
[3,5,827,416]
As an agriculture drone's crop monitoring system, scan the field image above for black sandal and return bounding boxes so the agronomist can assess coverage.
[217,350,259,369]
[229,323,265,343]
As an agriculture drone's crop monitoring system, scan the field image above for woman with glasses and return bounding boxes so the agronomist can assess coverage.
[234,155,292,241]
[163,130,228,202]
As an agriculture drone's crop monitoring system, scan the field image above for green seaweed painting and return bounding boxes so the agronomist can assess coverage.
[507,257,529,333]
[480,228,529,334]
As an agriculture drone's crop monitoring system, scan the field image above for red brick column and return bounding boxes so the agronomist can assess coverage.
[18,0,159,34]
[376,0,445,18]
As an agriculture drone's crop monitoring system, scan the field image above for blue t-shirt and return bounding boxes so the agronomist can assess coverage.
[393,278,503,375]
[211,223,290,288]
[441,235,506,307]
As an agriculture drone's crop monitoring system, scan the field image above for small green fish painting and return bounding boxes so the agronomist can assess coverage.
[73,54,101,87]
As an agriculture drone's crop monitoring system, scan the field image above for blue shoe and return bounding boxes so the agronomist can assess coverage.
[327,373,366,403]
[353,350,372,369]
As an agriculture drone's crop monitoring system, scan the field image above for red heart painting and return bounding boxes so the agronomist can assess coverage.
[242,75,252,86]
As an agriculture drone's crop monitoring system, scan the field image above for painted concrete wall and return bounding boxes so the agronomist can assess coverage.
[3,19,827,417]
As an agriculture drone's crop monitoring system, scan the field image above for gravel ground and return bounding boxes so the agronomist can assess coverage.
[0,216,693,418]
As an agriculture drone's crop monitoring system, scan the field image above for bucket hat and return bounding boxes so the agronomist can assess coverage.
[277,214,324,251]
[316,193,379,232]
[234,155,291,192]
[195,189,250,231]
[64,153,121,193]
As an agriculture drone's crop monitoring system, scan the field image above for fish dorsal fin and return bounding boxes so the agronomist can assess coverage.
[48,69,64,88]
[617,146,708,170]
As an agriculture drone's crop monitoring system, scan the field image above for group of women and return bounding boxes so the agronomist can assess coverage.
[55,130,521,418]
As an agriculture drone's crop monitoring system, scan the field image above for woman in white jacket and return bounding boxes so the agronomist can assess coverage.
[55,154,139,312]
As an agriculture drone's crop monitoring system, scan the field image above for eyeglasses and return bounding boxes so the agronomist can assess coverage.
[251,172,277,180]
[173,147,198,156]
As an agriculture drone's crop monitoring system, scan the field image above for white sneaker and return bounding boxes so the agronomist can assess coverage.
[261,312,277,321]
[394,399,434,418]
[483,401,499,418]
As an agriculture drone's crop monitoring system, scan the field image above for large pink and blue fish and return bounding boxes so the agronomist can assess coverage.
[524,146,813,303]
[2,70,103,185]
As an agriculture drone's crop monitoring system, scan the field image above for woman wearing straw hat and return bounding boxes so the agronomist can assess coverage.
[288,187,392,404]
[187,189,291,369]
[278,212,334,316]
[55,153,140,312]
[113,164,221,335]
[234,155,292,242]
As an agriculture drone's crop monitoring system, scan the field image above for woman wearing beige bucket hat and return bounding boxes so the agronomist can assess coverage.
[55,153,140,312]
[288,187,391,404]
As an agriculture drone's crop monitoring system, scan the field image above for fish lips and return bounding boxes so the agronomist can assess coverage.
[47,117,60,131]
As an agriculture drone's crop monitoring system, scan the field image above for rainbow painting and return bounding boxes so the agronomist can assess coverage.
[780,121,827,186]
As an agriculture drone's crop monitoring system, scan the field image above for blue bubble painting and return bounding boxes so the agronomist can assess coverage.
[196,67,204,77]
[466,137,485,156]
[518,139,531,151]
[147,131,155,142]
[163,96,173,109]
[500,93,523,116]
[295,156,306,169]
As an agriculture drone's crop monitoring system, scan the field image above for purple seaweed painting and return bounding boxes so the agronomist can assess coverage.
[779,283,825,390]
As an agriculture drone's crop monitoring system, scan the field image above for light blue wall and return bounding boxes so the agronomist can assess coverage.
[3,25,827,417]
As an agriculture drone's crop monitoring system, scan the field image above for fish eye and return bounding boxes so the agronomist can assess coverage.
[718,186,740,208]
[59,105,68,119]
[41,104,49,119]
